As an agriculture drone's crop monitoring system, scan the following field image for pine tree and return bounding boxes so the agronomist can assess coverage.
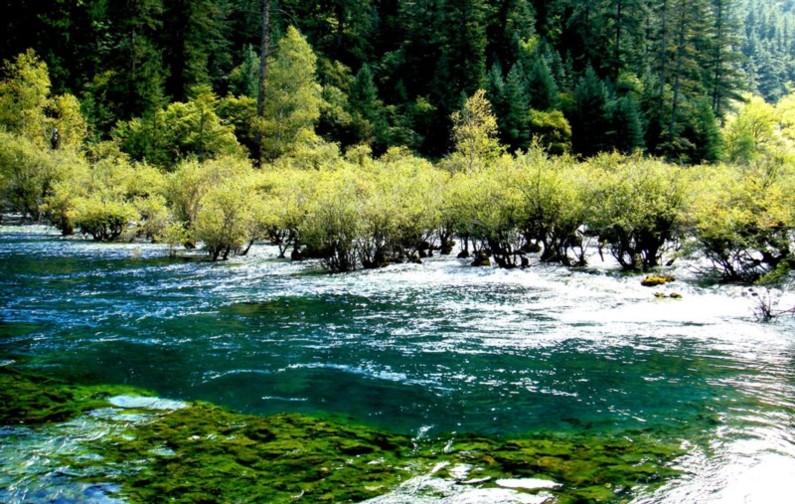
[259,26,324,161]
[161,0,232,101]
[688,98,723,162]
[349,63,389,150]
[486,0,536,65]
[570,66,610,157]
[229,45,260,98]
[86,0,168,123]
[608,95,646,153]
[433,0,489,113]
[526,57,559,110]
[486,61,507,116]
[501,63,532,151]
[705,0,744,119]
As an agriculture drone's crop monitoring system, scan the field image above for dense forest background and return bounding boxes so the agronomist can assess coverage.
[1,0,792,163]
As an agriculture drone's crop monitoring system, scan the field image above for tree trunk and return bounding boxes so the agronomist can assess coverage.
[255,0,271,166]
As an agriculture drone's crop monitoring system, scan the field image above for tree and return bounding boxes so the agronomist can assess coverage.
[113,85,243,169]
[229,45,260,98]
[722,94,781,164]
[526,56,559,111]
[255,0,272,164]
[448,89,504,172]
[349,63,389,151]
[528,109,572,155]
[607,95,646,153]
[705,0,744,119]
[433,0,489,113]
[92,0,168,120]
[501,63,532,151]
[570,66,610,157]
[259,26,324,162]
[0,49,51,143]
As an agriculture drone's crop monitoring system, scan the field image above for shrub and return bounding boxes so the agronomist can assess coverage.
[686,162,795,282]
[584,153,686,270]
[299,166,366,272]
[512,149,587,265]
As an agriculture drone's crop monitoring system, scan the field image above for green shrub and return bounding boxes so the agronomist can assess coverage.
[512,149,587,265]
[686,162,795,282]
[584,153,686,270]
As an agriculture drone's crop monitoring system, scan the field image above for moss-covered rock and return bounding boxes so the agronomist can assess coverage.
[471,252,491,267]
[0,366,148,425]
[1,368,686,504]
[641,275,676,287]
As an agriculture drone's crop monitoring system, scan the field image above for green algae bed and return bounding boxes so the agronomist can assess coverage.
[1,367,685,503]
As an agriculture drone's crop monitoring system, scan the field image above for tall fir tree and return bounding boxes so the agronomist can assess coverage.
[501,63,532,151]
[526,57,559,110]
[571,66,610,157]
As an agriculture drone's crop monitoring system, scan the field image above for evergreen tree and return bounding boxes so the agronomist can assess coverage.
[161,0,232,101]
[688,98,723,162]
[501,63,532,151]
[433,0,489,113]
[570,66,610,157]
[486,61,507,117]
[486,0,536,65]
[85,0,168,124]
[705,0,745,118]
[526,57,559,110]
[349,63,389,150]
[259,26,324,161]
[608,95,646,153]
[229,45,260,98]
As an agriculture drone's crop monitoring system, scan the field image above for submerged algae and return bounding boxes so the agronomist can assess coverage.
[1,369,685,503]
[0,366,152,425]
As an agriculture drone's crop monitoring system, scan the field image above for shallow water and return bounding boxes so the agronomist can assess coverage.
[2,226,795,502]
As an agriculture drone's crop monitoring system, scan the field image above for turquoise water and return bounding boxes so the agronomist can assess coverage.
[2,226,795,502]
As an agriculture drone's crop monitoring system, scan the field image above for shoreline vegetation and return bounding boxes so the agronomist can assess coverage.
[0,41,793,289]
[1,365,685,503]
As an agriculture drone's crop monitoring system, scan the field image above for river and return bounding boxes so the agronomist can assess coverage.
[1,225,794,502]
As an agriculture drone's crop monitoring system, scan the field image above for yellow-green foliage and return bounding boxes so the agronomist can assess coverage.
[0,131,66,219]
[258,167,319,258]
[0,50,87,150]
[194,170,262,261]
[0,50,51,143]
[357,152,446,267]
[113,86,243,170]
[260,26,324,162]
[528,110,572,156]
[686,161,795,282]
[45,153,167,241]
[444,161,525,266]
[299,164,367,272]
[512,148,586,265]
[169,156,259,256]
[722,95,787,166]
[584,153,686,270]
[447,89,504,173]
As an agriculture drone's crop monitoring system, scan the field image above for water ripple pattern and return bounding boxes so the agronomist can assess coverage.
[2,226,795,502]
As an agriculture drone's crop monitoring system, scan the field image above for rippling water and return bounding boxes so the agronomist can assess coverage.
[2,225,795,502]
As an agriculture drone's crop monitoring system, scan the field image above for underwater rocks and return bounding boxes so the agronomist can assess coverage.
[0,369,685,504]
